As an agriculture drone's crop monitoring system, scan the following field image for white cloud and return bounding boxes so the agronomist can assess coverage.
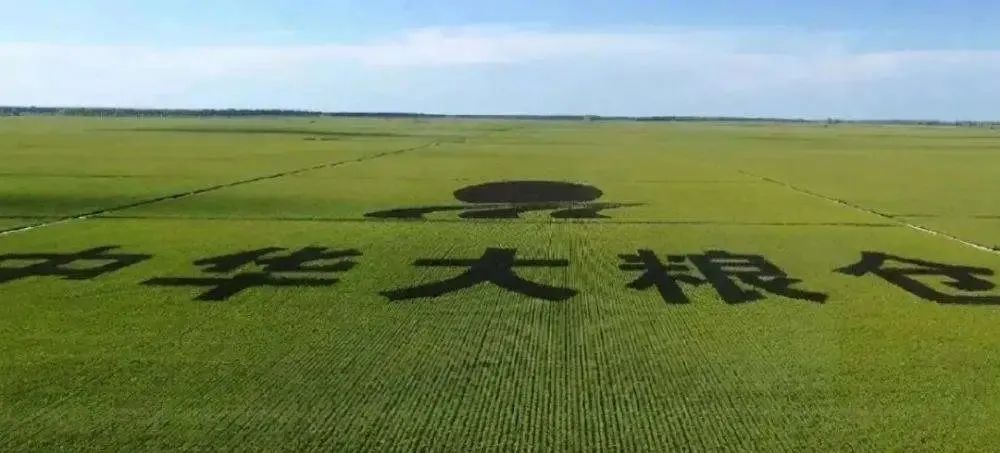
[2,26,999,119]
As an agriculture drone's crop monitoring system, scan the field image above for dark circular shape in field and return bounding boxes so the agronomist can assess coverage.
[454,181,603,204]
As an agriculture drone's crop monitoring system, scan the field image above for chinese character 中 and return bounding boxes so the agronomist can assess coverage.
[0,246,151,284]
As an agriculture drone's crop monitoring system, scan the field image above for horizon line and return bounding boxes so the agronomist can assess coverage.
[3,105,999,126]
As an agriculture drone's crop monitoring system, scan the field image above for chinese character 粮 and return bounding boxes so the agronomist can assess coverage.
[620,249,828,304]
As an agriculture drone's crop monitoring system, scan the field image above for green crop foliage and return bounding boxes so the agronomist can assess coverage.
[1,117,999,451]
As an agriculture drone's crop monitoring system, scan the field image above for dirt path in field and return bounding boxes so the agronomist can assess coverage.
[0,141,440,238]
[739,170,1000,256]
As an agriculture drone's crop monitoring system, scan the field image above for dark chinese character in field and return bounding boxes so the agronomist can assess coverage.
[837,251,1000,304]
[620,249,828,304]
[0,246,151,284]
[143,247,360,301]
[619,249,704,304]
[690,250,828,304]
[382,247,577,301]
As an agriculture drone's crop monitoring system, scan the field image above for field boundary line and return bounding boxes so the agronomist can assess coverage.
[0,141,439,238]
[739,170,1000,256]
[87,215,901,228]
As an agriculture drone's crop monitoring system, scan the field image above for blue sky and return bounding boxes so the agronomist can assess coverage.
[2,0,999,119]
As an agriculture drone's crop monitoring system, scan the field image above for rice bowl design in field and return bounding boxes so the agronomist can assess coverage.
[365,180,641,219]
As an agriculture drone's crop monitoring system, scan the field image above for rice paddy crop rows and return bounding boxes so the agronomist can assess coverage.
[1,117,999,450]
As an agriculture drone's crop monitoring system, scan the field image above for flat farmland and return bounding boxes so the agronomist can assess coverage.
[1,117,999,451]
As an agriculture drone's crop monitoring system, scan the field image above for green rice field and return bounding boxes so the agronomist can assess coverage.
[1,116,999,450]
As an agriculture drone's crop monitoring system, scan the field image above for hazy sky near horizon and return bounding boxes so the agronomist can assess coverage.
[2,0,999,119]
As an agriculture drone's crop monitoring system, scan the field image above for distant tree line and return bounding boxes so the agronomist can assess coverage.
[0,106,996,127]
[0,106,327,118]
